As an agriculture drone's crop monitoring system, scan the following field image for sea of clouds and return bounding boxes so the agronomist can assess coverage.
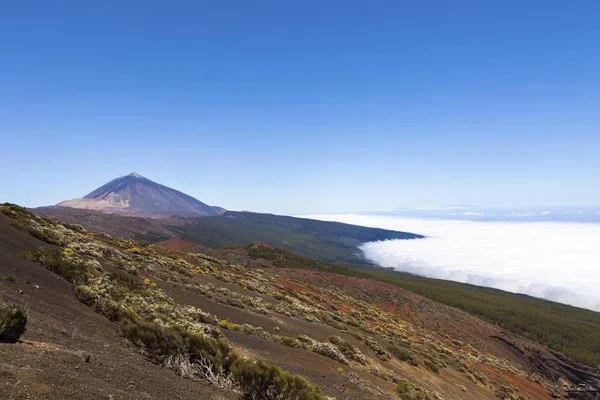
[304,213,600,311]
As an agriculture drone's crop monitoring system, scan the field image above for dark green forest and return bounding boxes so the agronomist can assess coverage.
[173,211,422,266]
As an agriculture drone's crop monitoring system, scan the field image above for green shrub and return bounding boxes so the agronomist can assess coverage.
[0,302,27,342]
[63,223,86,233]
[109,271,145,291]
[388,345,418,366]
[121,319,186,357]
[120,319,325,399]
[274,335,303,348]
[328,335,365,363]
[364,338,391,361]
[229,358,323,400]
[4,273,16,283]
[24,247,90,284]
[74,285,97,306]
[96,298,122,322]
[218,319,240,330]
[423,359,439,374]
[394,379,436,400]
[28,227,65,246]
[179,327,232,374]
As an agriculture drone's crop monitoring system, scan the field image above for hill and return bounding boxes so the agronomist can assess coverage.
[57,172,225,218]
[3,203,599,399]
[33,206,600,369]
[36,207,423,267]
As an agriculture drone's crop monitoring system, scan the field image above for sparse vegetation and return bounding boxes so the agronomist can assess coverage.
[121,319,187,357]
[0,301,27,342]
[230,358,324,400]
[6,203,595,399]
[4,273,16,283]
[121,319,325,399]
[218,319,240,330]
[248,244,600,367]
[423,359,439,374]
[394,379,437,400]
[366,268,600,367]
[24,247,91,284]
[388,345,418,366]
[328,335,366,363]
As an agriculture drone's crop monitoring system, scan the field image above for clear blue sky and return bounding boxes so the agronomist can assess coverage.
[1,1,599,214]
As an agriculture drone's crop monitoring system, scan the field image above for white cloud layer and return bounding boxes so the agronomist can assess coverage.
[304,214,600,311]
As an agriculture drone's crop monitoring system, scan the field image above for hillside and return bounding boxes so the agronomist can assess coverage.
[171,211,422,266]
[33,205,600,367]
[2,203,599,399]
[57,173,225,218]
[36,207,423,267]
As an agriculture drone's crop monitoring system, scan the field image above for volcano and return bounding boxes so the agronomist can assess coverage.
[57,173,225,218]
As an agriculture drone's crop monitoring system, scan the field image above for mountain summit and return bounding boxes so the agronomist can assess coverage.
[57,173,225,218]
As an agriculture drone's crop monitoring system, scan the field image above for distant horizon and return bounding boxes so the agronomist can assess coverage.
[13,170,600,217]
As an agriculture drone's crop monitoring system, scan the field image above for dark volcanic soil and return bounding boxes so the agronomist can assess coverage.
[0,213,234,400]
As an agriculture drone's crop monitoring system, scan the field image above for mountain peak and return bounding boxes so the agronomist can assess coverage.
[56,174,225,218]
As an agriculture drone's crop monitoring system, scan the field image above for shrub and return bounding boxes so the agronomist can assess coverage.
[96,298,122,321]
[0,302,27,342]
[63,223,86,233]
[4,273,16,283]
[328,335,366,363]
[28,226,66,246]
[423,359,439,374]
[1,208,19,218]
[109,271,145,291]
[24,247,90,284]
[121,320,186,357]
[273,335,303,348]
[121,319,325,399]
[311,342,349,364]
[388,345,418,366]
[229,358,323,400]
[336,367,345,376]
[364,338,391,361]
[175,327,233,375]
[74,285,98,306]
[218,319,240,330]
[395,379,436,400]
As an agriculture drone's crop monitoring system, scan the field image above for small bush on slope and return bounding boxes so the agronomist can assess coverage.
[0,302,27,342]
[230,357,323,400]
[388,345,418,366]
[121,319,325,400]
[395,379,437,400]
[24,247,90,284]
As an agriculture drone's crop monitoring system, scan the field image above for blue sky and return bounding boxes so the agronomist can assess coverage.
[1,1,599,213]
